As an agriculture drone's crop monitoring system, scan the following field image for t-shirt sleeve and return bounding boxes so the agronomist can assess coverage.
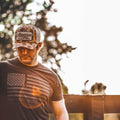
[50,75,63,101]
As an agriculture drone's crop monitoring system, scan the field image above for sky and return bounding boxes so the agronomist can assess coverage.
[45,0,120,95]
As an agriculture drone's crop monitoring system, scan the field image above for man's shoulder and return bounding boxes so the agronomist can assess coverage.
[0,60,9,72]
[0,60,8,66]
[38,63,58,79]
[0,57,17,67]
[39,63,53,73]
[7,57,18,63]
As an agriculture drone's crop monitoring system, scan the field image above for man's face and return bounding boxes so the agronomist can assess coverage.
[17,47,38,66]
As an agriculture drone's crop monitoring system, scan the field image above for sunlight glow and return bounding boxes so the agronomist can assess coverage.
[32,0,120,95]
[50,0,120,95]
[0,24,5,31]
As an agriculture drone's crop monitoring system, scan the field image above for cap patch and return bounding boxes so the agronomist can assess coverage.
[16,32,33,41]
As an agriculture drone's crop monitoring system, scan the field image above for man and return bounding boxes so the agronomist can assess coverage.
[0,25,69,120]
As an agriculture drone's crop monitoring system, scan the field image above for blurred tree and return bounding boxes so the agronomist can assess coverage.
[0,0,31,60]
[0,0,76,94]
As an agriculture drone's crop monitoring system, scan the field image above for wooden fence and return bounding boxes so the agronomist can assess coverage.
[63,95,120,120]
[0,95,120,120]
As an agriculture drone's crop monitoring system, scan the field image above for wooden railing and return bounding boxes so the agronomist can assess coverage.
[0,95,120,120]
[63,95,120,120]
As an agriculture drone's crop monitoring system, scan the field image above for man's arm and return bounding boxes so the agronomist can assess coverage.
[51,99,69,120]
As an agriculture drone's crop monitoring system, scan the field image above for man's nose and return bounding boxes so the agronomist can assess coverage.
[21,48,28,54]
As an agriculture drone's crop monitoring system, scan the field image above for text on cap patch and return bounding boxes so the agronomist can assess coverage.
[16,32,33,41]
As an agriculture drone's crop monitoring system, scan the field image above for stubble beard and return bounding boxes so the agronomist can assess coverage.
[19,54,37,66]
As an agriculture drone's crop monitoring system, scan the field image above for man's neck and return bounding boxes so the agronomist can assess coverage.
[17,57,38,66]
[22,61,38,66]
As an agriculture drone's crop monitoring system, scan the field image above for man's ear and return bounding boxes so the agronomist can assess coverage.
[37,42,43,51]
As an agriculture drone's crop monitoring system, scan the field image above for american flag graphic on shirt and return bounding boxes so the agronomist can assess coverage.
[19,74,50,109]
[7,73,50,109]
[7,73,25,86]
[7,73,25,98]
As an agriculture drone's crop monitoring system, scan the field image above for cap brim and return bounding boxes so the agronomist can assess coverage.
[13,43,37,50]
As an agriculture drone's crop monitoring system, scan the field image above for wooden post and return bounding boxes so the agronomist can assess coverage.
[83,96,104,120]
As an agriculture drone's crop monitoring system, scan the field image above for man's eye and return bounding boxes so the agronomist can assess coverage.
[18,47,25,51]
[18,47,22,50]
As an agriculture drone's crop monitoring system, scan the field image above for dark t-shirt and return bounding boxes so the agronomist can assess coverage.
[0,57,63,120]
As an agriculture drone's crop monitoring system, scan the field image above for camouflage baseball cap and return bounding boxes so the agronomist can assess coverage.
[13,25,41,49]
